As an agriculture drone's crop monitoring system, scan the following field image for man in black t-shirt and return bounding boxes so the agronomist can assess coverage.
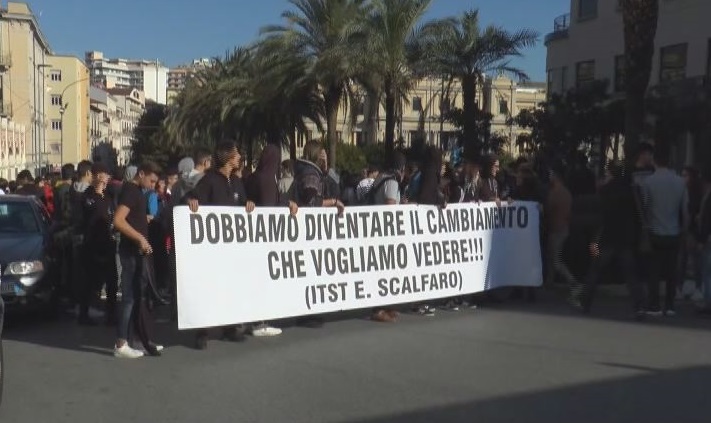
[113,162,163,359]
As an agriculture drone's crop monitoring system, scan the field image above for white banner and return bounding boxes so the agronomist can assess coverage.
[174,202,542,330]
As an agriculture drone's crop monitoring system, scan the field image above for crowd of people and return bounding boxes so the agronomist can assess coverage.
[0,138,709,359]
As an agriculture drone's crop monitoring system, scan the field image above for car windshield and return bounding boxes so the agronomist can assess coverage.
[0,202,40,233]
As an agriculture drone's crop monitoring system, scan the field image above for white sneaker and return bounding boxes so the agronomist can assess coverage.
[114,344,144,359]
[252,324,282,337]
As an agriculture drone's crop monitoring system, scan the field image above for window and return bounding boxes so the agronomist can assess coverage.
[50,70,62,82]
[0,202,39,233]
[499,99,509,115]
[51,120,62,130]
[578,0,598,20]
[614,55,626,92]
[51,95,61,106]
[660,43,688,83]
[412,96,422,112]
[576,60,595,87]
[440,97,451,113]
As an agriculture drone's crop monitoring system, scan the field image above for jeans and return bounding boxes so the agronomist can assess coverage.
[702,242,711,306]
[546,231,578,294]
[118,251,139,341]
[648,235,682,311]
[117,250,155,349]
[583,247,644,312]
[84,247,118,318]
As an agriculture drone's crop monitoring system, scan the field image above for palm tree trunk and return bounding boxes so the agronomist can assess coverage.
[366,87,380,145]
[462,75,478,157]
[622,0,659,169]
[289,129,297,161]
[324,85,342,169]
[384,85,396,164]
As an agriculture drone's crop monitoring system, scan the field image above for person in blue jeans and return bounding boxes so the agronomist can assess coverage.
[113,162,164,359]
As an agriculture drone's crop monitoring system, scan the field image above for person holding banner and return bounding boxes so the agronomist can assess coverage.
[365,152,407,322]
[293,140,345,328]
[245,143,299,336]
[186,140,257,350]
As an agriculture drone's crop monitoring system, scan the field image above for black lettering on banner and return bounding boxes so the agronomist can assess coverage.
[517,206,529,228]
[267,252,279,280]
[354,281,366,299]
[190,214,204,244]
[221,214,234,243]
[426,210,436,234]
[234,214,246,242]
[395,211,406,236]
[476,208,485,231]
[205,213,220,244]
[287,215,299,241]
[268,215,285,242]
[305,214,316,241]
[346,213,359,239]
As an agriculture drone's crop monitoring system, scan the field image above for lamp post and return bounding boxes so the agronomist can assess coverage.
[58,77,90,166]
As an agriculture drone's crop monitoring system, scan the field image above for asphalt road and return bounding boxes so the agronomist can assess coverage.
[1,294,710,423]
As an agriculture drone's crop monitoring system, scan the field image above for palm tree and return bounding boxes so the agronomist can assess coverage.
[366,0,432,163]
[621,0,659,168]
[261,0,369,166]
[423,9,537,156]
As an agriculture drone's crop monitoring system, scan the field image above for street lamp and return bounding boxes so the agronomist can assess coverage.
[59,77,90,166]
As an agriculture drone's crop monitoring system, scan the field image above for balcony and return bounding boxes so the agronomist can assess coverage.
[544,14,570,46]
[0,53,11,70]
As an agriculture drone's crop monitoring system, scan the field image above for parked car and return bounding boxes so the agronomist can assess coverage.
[0,195,56,311]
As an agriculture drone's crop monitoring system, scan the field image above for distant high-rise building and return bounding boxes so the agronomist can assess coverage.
[167,58,213,104]
[85,51,168,105]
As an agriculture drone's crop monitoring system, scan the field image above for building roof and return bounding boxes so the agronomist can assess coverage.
[1,2,51,53]
[106,87,136,96]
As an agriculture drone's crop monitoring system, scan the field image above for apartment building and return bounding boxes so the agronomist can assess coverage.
[107,87,144,165]
[167,58,213,105]
[46,55,90,167]
[0,2,51,175]
[0,117,26,179]
[86,51,168,105]
[545,0,711,166]
[89,86,144,167]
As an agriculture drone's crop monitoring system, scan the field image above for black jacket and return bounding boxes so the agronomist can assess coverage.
[187,169,240,207]
[293,159,324,207]
[82,188,115,256]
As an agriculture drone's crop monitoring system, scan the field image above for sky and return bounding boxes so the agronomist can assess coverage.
[28,0,569,82]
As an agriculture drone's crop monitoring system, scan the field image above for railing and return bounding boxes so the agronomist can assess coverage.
[554,13,570,32]
[545,14,570,45]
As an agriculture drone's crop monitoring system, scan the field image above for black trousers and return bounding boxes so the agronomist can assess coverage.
[81,246,118,318]
[582,246,644,312]
[648,235,681,311]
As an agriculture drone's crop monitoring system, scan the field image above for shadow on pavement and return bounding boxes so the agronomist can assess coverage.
[345,365,709,423]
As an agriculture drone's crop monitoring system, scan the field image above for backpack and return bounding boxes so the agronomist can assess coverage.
[365,175,397,206]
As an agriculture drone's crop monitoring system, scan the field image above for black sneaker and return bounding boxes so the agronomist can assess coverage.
[297,317,325,329]
[195,333,208,350]
[222,326,247,342]
[78,315,98,326]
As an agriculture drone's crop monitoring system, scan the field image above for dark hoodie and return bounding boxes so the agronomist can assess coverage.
[293,159,324,207]
[247,144,281,207]
[417,147,444,206]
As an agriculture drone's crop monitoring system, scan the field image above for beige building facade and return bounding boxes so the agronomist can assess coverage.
[0,2,51,175]
[107,87,144,165]
[294,76,545,158]
[46,55,90,167]
[0,117,26,179]
[545,0,711,166]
